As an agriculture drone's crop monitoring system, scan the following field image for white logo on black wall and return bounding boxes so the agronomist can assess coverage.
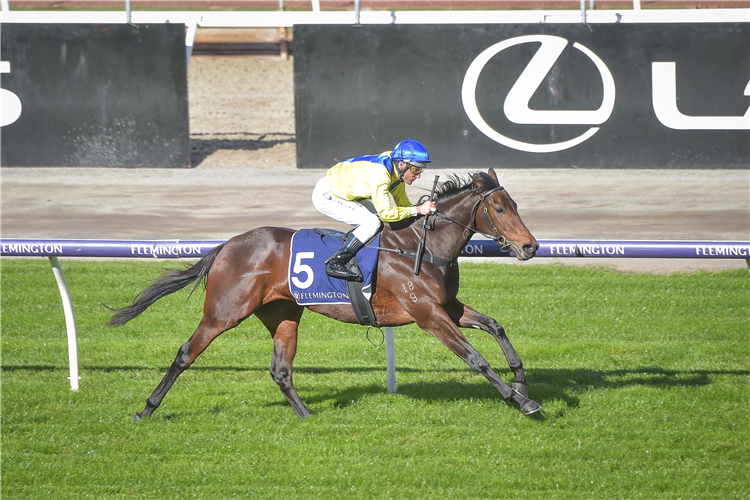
[1,61,22,127]
[461,34,750,154]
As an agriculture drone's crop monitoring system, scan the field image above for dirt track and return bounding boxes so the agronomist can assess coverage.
[2,56,749,273]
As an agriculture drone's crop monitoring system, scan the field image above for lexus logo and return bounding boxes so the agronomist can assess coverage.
[462,34,616,154]
[462,34,749,154]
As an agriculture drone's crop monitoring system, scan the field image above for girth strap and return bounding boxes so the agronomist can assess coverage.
[339,253,378,327]
[346,279,379,327]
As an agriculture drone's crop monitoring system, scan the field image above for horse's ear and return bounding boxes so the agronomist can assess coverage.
[488,167,499,183]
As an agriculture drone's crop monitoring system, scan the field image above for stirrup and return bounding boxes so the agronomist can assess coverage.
[325,261,361,281]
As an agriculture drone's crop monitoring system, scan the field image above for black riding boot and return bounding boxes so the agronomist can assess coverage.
[325,234,364,281]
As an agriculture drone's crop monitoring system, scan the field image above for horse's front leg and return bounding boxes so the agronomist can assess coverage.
[446,299,529,398]
[416,308,541,415]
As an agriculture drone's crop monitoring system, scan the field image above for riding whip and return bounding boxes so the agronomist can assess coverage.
[413,175,440,276]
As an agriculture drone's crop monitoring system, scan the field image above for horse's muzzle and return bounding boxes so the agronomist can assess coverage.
[516,242,539,261]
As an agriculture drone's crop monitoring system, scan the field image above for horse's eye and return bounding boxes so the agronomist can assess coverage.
[495,207,505,215]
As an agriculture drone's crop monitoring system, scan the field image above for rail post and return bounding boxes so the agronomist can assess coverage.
[48,257,79,391]
[384,327,397,394]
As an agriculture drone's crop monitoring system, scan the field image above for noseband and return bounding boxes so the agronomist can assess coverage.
[434,185,511,249]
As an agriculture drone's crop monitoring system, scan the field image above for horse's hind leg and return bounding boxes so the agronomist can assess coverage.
[255,301,311,418]
[446,300,529,397]
[133,318,227,422]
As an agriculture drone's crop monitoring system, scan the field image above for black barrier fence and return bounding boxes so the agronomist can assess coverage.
[1,23,190,168]
[294,23,750,169]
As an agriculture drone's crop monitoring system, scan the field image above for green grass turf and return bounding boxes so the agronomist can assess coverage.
[1,259,748,499]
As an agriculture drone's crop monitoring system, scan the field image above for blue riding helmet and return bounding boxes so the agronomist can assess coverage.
[392,138,431,169]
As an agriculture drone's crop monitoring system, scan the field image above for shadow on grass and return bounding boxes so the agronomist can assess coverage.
[297,367,738,414]
[4,364,745,414]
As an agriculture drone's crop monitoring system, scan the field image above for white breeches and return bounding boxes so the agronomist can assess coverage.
[311,177,383,244]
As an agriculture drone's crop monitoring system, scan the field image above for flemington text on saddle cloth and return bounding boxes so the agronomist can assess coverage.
[288,230,379,306]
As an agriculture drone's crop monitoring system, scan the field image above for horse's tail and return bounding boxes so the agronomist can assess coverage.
[108,243,225,326]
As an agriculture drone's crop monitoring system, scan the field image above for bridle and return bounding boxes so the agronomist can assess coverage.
[370,183,511,270]
[433,185,511,250]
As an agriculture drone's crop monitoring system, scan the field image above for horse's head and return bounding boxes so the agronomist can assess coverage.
[471,168,539,261]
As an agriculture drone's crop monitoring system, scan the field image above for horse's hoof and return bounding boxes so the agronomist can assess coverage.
[512,382,529,398]
[520,399,542,415]
[132,412,143,423]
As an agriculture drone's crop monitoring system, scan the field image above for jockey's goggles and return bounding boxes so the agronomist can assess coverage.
[408,164,426,174]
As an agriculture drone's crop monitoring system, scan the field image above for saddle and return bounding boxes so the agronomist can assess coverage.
[288,228,379,327]
[314,228,378,327]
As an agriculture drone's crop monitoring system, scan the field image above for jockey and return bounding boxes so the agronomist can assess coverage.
[312,138,437,281]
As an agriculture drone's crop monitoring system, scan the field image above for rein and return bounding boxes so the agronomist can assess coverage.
[365,183,511,270]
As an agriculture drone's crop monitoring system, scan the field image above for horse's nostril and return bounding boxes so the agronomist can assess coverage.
[523,244,537,255]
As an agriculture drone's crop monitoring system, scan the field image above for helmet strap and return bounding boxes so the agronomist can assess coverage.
[394,160,408,179]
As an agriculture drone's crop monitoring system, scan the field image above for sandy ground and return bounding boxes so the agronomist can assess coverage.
[2,56,749,273]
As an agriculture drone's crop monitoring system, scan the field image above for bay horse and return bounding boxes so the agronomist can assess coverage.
[109,168,542,420]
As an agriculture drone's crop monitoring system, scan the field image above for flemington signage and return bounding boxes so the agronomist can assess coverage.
[0,240,222,258]
[294,23,749,169]
[694,245,750,258]
[3,239,747,260]
[461,240,750,259]
[1,242,65,255]
[129,243,210,257]
[542,243,750,258]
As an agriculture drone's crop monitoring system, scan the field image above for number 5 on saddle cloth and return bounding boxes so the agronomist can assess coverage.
[288,229,380,327]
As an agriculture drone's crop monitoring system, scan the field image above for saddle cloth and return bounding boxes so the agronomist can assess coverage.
[288,229,379,306]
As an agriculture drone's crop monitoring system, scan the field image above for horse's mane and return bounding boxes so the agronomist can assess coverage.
[433,171,498,203]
